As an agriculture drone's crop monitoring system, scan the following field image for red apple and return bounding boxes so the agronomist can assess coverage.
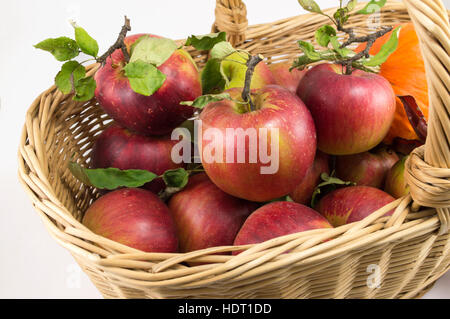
[95,34,202,135]
[90,124,185,194]
[384,156,410,198]
[290,151,329,205]
[233,201,332,254]
[199,85,316,202]
[269,62,306,93]
[82,188,178,252]
[316,186,395,227]
[296,63,395,155]
[168,173,257,253]
[335,147,399,188]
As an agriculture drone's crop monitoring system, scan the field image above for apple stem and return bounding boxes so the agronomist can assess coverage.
[241,54,263,111]
[97,16,131,65]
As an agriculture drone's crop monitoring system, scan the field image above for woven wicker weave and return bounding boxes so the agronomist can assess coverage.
[18,0,450,298]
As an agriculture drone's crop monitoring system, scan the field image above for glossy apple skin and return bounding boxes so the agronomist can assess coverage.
[168,173,258,253]
[95,34,201,136]
[233,201,332,254]
[384,156,410,198]
[82,188,178,252]
[290,151,329,205]
[222,52,275,89]
[316,186,395,227]
[269,62,306,93]
[90,124,185,194]
[335,147,399,188]
[199,85,317,202]
[297,64,395,155]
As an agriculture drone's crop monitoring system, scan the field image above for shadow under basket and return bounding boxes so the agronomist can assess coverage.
[18,0,450,298]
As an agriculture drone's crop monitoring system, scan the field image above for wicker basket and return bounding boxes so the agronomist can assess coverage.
[18,0,450,299]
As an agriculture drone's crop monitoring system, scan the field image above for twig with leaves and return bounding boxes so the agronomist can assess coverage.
[294,0,400,74]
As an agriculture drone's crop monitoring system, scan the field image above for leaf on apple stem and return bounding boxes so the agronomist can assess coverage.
[398,95,428,143]
[71,21,99,58]
[130,36,177,67]
[162,168,189,190]
[123,60,166,96]
[68,162,158,189]
[315,25,337,47]
[362,26,401,67]
[55,61,86,94]
[185,32,227,51]
[201,58,226,94]
[73,76,96,101]
[180,93,232,109]
[311,172,355,207]
[210,41,237,60]
[357,0,387,14]
[69,163,191,197]
[346,0,358,12]
[297,0,323,14]
[34,37,80,61]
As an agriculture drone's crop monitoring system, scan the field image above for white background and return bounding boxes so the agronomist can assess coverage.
[1,0,449,298]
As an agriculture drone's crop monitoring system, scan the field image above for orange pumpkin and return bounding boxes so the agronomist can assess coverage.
[356,23,429,144]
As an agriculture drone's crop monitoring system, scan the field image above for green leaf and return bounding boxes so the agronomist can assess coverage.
[130,36,177,66]
[297,0,323,14]
[34,37,79,61]
[201,58,226,94]
[180,93,231,109]
[346,0,357,11]
[297,41,321,60]
[73,76,96,101]
[124,60,166,96]
[55,61,86,94]
[69,162,158,190]
[210,41,236,60]
[311,172,355,207]
[357,0,386,14]
[162,168,189,190]
[72,23,99,57]
[185,32,227,51]
[334,8,349,25]
[315,25,337,47]
[330,36,354,58]
[68,162,93,186]
[363,26,401,67]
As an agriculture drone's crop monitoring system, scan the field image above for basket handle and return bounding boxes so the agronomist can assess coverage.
[213,0,248,46]
[403,0,450,234]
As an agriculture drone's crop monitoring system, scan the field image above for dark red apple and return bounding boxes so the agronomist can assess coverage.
[316,186,395,227]
[233,201,332,254]
[269,62,306,93]
[297,63,395,155]
[290,151,329,205]
[335,147,399,188]
[168,173,257,253]
[82,188,178,252]
[199,85,316,202]
[90,124,185,194]
[384,156,410,198]
[95,34,202,135]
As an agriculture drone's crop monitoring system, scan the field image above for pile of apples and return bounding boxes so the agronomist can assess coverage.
[76,30,411,255]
